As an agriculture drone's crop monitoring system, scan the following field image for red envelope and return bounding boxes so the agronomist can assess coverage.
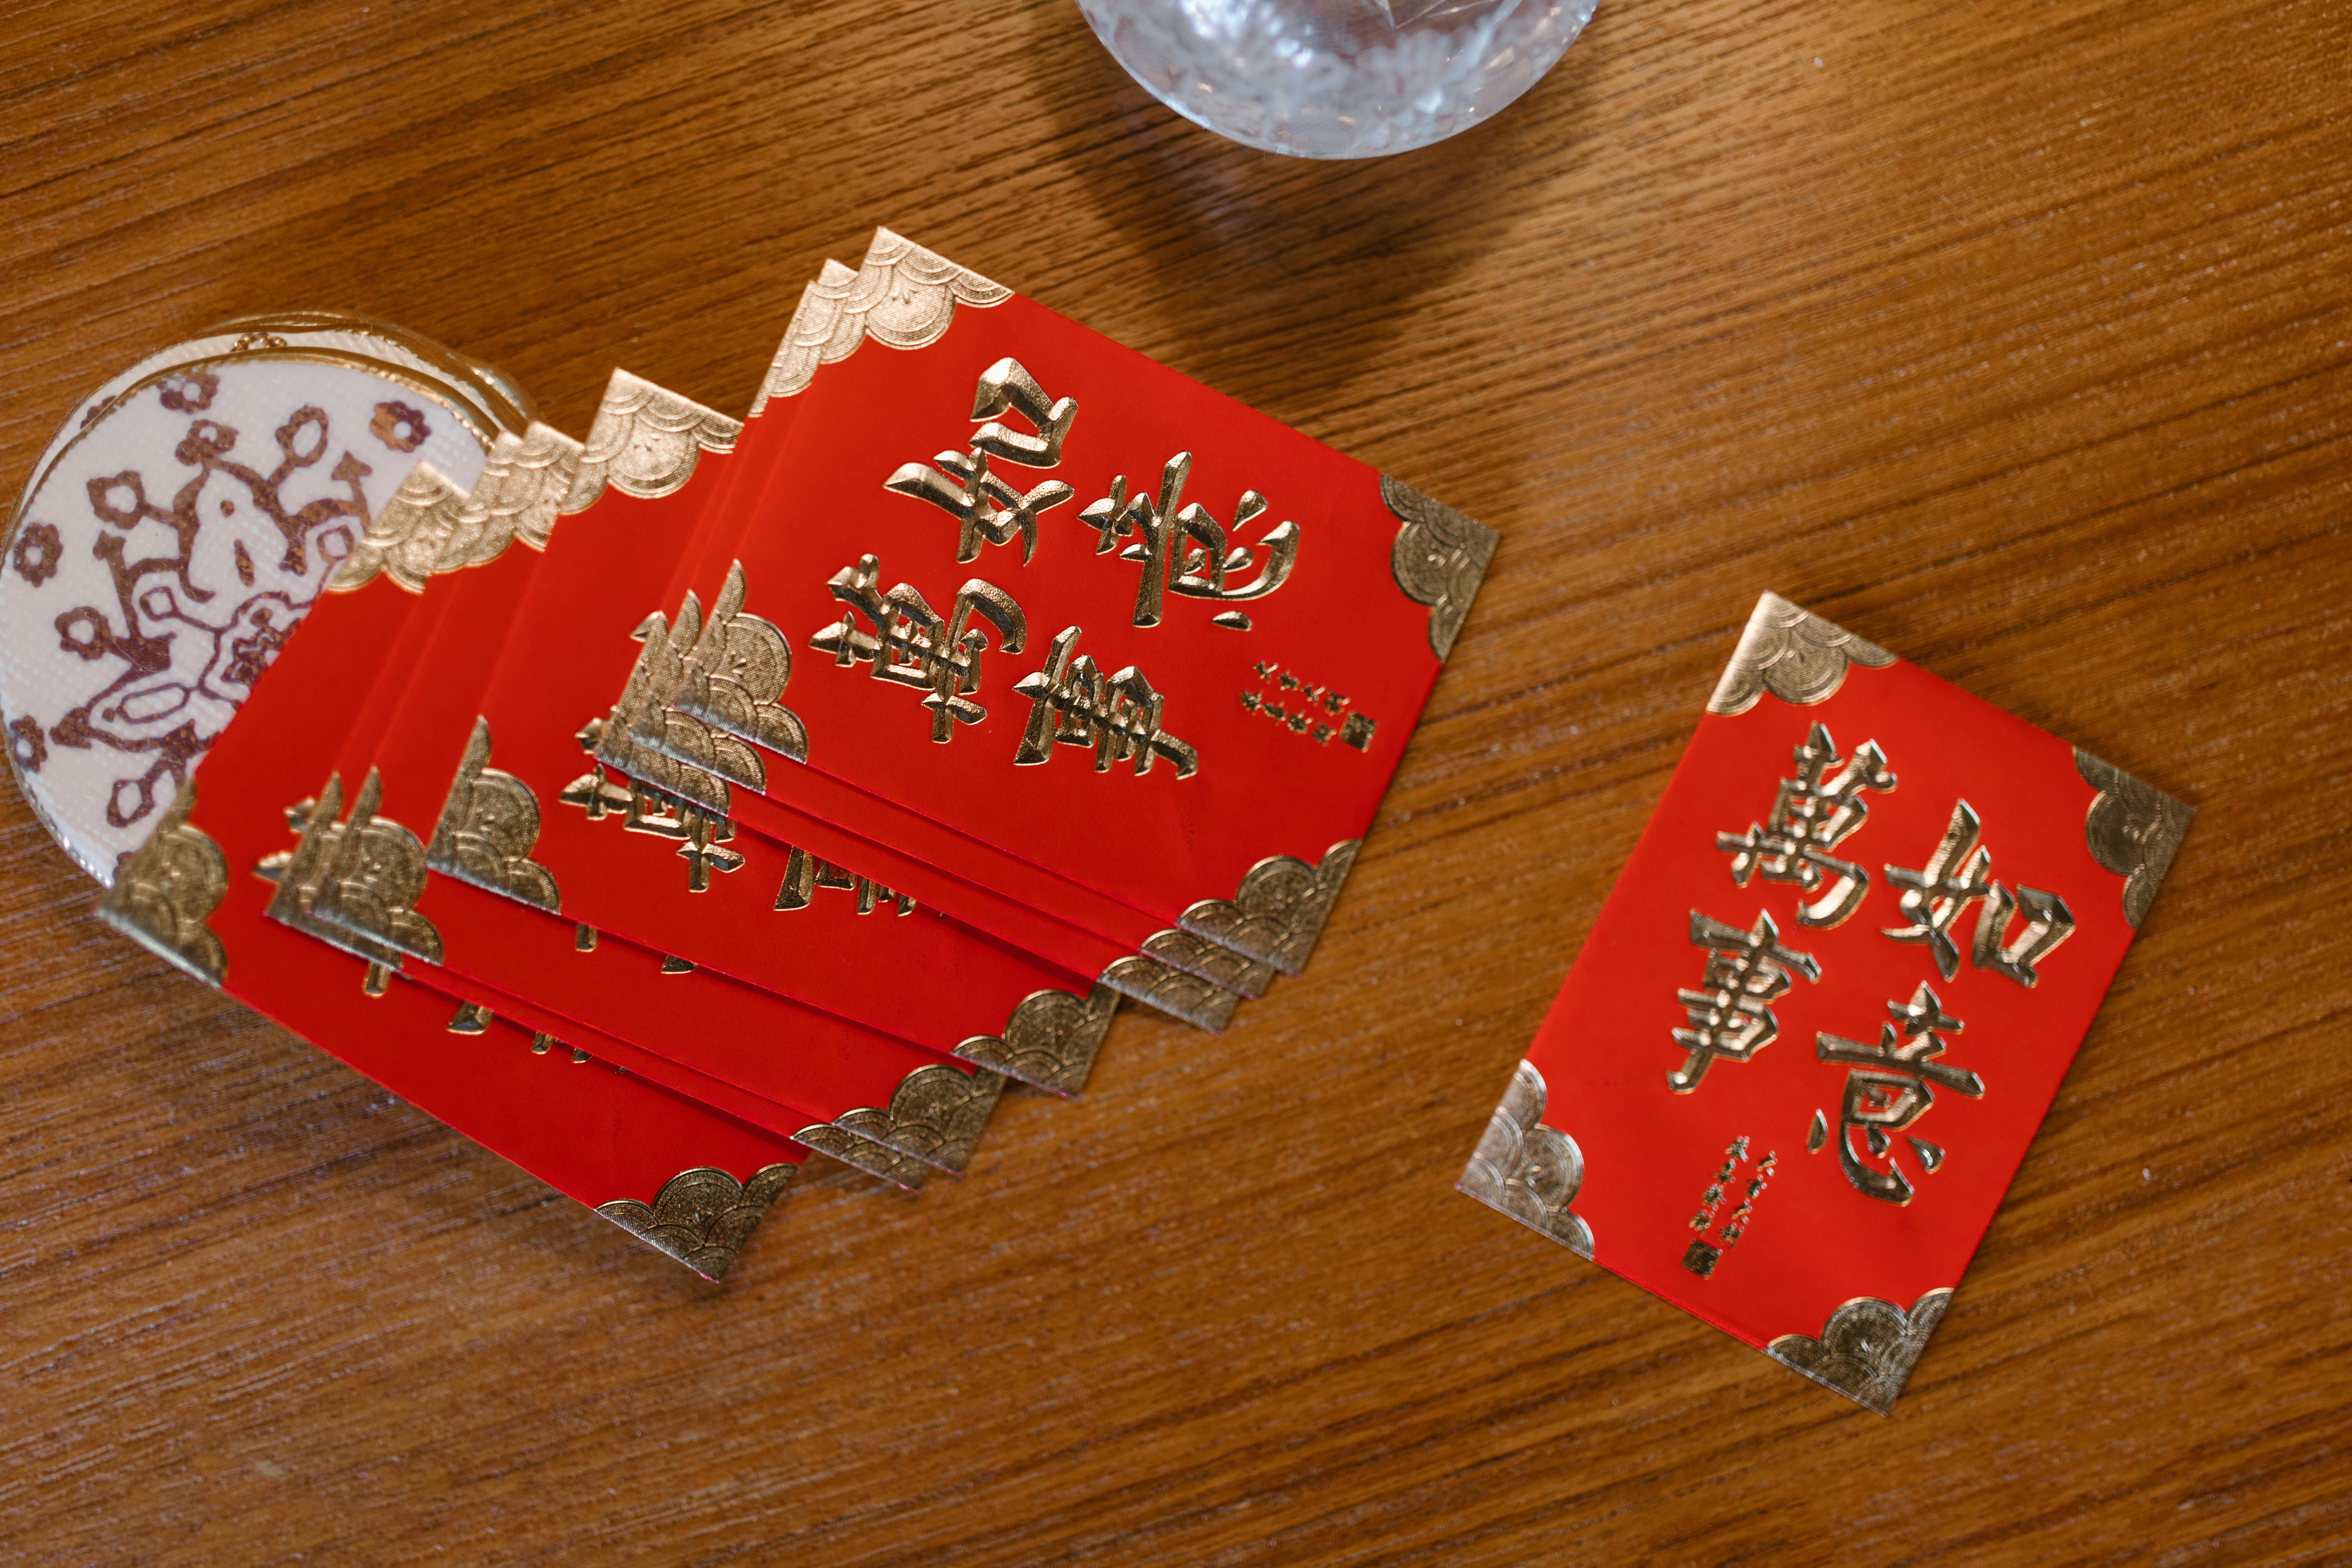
[93,569,806,1281]
[607,242,1264,1024]
[1458,592,2194,1412]
[590,231,1496,1008]
[396,948,877,1159]
[284,425,1024,1185]
[351,373,1123,1104]
[527,250,1252,1029]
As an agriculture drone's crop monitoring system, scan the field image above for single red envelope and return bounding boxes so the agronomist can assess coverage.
[604,229,1497,997]
[1458,592,2193,1412]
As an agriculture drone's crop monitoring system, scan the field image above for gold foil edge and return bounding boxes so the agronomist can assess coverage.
[753,228,1012,413]
[1766,1288,1955,1416]
[92,779,228,985]
[1382,475,1498,661]
[593,1162,799,1281]
[1707,591,1896,716]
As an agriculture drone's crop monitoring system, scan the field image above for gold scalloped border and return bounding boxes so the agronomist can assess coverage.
[752,229,1011,413]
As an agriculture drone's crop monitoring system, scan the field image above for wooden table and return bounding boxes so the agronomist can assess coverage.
[3,0,2345,1559]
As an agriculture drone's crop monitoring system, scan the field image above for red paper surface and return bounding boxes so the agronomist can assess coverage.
[706,288,1458,937]
[105,573,807,1248]
[389,384,1116,1086]
[338,526,995,1174]
[1471,594,2189,1407]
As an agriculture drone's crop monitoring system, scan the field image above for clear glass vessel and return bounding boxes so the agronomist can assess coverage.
[1076,0,1598,160]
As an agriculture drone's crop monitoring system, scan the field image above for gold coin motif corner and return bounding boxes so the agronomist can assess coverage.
[572,371,740,507]
[1097,953,1241,1035]
[955,984,1120,1092]
[754,229,1012,412]
[1383,476,1499,661]
[1707,591,1897,716]
[427,716,562,912]
[327,421,589,595]
[593,1163,800,1281]
[1176,839,1362,977]
[1458,1058,1593,1260]
[93,781,230,986]
[2074,748,2194,929]
[789,1122,933,1191]
[1765,1288,1956,1415]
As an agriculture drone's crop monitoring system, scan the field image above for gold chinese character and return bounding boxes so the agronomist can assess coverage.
[1883,799,2076,984]
[1076,452,1298,629]
[557,764,631,822]
[810,555,1027,741]
[1812,983,1984,1205]
[1669,910,1822,1092]
[1973,882,2076,987]
[1881,799,1994,977]
[255,769,444,988]
[1683,1141,1777,1277]
[1239,661,1367,751]
[1716,722,1895,927]
[558,758,742,893]
[668,815,746,892]
[885,359,1077,563]
[773,844,915,915]
[1012,625,1198,778]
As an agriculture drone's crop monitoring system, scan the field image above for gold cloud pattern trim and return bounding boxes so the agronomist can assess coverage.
[666,560,807,769]
[257,769,443,973]
[1139,927,1275,1000]
[432,420,594,560]
[1708,591,1896,716]
[328,463,467,595]
[1383,476,1498,661]
[2075,748,2194,930]
[754,229,1012,412]
[954,985,1121,1094]
[94,780,228,985]
[797,1064,1009,1181]
[1767,1287,1955,1415]
[1458,1058,1592,1259]
[590,606,736,818]
[1098,952,1240,1034]
[327,422,590,594]
[572,370,740,507]
[427,717,561,911]
[595,1163,799,1281]
[791,1123,932,1192]
[1177,839,1361,977]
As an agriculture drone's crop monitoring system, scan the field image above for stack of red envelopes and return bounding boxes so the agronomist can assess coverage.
[88,230,1499,1279]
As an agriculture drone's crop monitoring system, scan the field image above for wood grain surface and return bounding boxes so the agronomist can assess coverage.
[2,0,2346,1561]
